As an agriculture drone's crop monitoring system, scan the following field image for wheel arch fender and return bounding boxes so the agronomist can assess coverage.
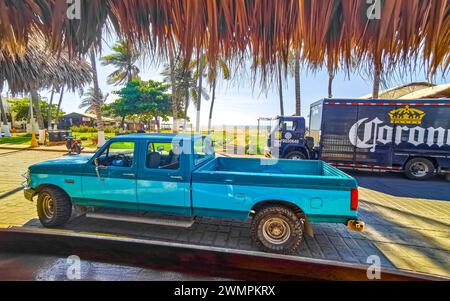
[34,184,71,201]
[250,199,314,237]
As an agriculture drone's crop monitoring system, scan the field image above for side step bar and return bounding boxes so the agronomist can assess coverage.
[85,212,195,228]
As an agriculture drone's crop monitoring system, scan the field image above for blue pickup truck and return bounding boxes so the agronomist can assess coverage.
[24,134,364,254]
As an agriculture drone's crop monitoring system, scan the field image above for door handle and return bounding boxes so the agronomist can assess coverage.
[122,173,136,178]
[170,176,183,181]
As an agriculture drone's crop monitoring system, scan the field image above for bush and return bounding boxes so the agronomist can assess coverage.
[70,125,120,133]
[70,125,97,133]
[104,126,120,133]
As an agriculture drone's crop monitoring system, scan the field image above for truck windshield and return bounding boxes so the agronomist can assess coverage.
[194,136,214,166]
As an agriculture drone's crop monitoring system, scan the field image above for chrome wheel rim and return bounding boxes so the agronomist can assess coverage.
[42,193,55,219]
[262,218,291,245]
[410,162,429,177]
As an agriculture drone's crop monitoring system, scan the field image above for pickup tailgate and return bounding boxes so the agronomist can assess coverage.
[191,157,359,223]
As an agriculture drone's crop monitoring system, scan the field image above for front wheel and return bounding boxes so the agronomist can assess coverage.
[285,151,306,160]
[251,206,304,255]
[405,158,436,181]
[37,187,72,227]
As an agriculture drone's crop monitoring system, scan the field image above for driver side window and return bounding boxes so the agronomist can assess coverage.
[97,141,135,168]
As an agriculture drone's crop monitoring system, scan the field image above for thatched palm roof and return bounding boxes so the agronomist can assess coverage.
[0,34,93,93]
[0,0,449,77]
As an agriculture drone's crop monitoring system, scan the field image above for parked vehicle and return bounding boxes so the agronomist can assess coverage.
[23,134,364,254]
[266,98,450,181]
[65,135,84,155]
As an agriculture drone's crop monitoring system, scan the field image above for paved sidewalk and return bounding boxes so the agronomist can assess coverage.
[0,149,449,278]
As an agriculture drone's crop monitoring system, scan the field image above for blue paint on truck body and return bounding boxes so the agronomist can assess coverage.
[27,134,359,225]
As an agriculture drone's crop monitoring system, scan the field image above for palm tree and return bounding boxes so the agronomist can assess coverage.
[101,40,140,86]
[168,46,179,133]
[54,87,65,129]
[161,56,210,132]
[277,62,285,116]
[89,48,106,146]
[79,87,107,113]
[0,81,10,137]
[372,68,382,99]
[0,33,92,135]
[195,53,205,133]
[207,59,231,133]
[294,58,301,116]
[328,69,335,99]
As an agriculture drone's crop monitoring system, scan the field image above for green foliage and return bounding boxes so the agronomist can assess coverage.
[108,79,173,122]
[101,40,140,86]
[70,125,97,133]
[8,97,65,122]
[70,125,120,133]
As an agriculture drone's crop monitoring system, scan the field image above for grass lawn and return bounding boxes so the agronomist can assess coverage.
[0,134,32,145]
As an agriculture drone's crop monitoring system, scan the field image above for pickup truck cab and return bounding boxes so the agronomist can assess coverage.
[24,134,364,254]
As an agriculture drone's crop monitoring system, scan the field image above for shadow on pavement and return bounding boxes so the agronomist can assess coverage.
[347,171,450,202]
[0,187,23,201]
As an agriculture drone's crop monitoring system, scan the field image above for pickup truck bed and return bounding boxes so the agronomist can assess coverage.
[192,157,358,223]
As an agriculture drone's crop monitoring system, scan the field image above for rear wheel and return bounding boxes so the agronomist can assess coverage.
[285,151,306,160]
[251,206,304,255]
[405,158,436,180]
[37,187,72,227]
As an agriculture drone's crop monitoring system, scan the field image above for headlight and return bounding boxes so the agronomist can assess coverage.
[21,169,31,187]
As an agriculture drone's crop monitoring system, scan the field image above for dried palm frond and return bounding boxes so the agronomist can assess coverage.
[0,34,93,93]
[0,0,448,79]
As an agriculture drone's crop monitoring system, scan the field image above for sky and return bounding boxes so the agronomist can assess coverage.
[5,38,449,127]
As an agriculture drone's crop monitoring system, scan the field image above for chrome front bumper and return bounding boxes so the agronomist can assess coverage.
[24,188,36,202]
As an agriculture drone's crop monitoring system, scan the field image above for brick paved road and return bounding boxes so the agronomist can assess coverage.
[1,149,449,278]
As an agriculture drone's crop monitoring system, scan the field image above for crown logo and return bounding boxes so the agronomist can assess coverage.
[389,106,426,125]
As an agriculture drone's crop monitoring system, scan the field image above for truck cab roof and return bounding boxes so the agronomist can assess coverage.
[110,133,206,142]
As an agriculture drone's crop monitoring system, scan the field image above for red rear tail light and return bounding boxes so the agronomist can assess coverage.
[351,189,359,211]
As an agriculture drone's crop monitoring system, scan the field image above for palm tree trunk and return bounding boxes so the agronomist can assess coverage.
[54,87,64,129]
[168,47,179,133]
[328,70,335,99]
[154,116,160,133]
[208,78,216,134]
[372,68,381,99]
[47,89,55,129]
[30,90,44,129]
[0,81,11,137]
[278,62,284,116]
[294,59,301,116]
[196,53,204,133]
[120,116,126,130]
[90,49,105,147]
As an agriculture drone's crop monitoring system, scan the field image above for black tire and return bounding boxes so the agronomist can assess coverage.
[404,158,436,181]
[285,151,306,160]
[251,206,304,255]
[37,187,72,227]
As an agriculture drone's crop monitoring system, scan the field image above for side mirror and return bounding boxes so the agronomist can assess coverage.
[94,157,99,167]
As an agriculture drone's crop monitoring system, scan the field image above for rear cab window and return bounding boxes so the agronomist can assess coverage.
[194,136,214,166]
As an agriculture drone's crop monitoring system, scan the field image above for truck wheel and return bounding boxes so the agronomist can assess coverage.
[251,206,304,255]
[285,151,306,160]
[37,187,72,227]
[405,158,436,180]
